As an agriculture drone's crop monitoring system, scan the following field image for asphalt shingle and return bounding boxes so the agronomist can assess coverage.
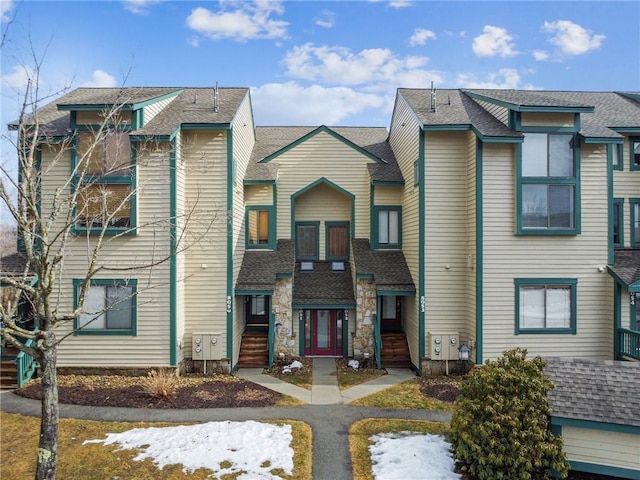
[609,249,640,288]
[352,239,415,293]
[293,261,356,307]
[235,240,295,291]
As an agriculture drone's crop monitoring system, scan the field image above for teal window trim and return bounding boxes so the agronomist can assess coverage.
[632,292,639,331]
[295,221,320,260]
[413,160,419,186]
[245,205,275,250]
[71,132,137,236]
[372,206,402,249]
[630,137,640,171]
[514,278,577,335]
[325,221,350,261]
[516,132,581,235]
[611,143,623,171]
[631,198,640,248]
[613,198,624,248]
[73,278,137,336]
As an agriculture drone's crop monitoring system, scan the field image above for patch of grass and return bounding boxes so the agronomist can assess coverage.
[349,418,451,480]
[349,378,454,410]
[0,412,312,480]
[264,358,313,390]
[336,370,385,390]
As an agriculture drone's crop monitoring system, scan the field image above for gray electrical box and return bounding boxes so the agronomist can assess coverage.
[192,332,223,360]
[428,332,459,360]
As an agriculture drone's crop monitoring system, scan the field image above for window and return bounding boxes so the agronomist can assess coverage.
[413,160,419,186]
[296,223,319,260]
[611,143,623,171]
[515,278,577,334]
[326,222,349,260]
[74,279,137,335]
[631,138,640,171]
[73,130,135,234]
[613,198,624,248]
[246,208,272,247]
[246,295,269,330]
[633,293,639,331]
[631,199,640,248]
[518,133,578,234]
[374,207,401,248]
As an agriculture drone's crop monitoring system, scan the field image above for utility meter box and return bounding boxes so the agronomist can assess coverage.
[428,332,460,360]
[192,332,223,360]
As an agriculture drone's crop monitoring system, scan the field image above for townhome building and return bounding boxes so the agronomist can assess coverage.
[2,86,639,376]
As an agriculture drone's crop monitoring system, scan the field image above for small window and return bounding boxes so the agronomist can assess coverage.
[413,160,419,186]
[611,143,623,171]
[613,198,624,248]
[374,207,401,248]
[631,199,640,248]
[301,261,314,271]
[515,279,576,334]
[296,223,319,260]
[332,261,345,272]
[247,209,270,247]
[74,279,137,335]
[631,138,640,171]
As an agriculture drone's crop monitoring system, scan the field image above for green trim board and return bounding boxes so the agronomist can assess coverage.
[418,128,426,375]
[234,289,274,296]
[614,281,622,358]
[73,278,138,336]
[565,461,640,480]
[551,416,640,435]
[377,290,415,296]
[613,198,624,249]
[515,132,581,236]
[475,138,484,365]
[259,125,385,164]
[514,278,578,335]
[631,198,640,248]
[245,205,276,250]
[169,138,177,366]
[226,128,234,365]
[608,140,616,263]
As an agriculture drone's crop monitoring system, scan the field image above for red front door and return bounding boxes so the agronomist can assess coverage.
[304,310,343,356]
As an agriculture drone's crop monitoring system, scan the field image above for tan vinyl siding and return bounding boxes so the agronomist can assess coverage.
[183,130,229,357]
[621,286,632,330]
[39,142,172,367]
[175,131,187,362]
[521,112,575,127]
[474,100,509,126]
[231,95,256,366]
[245,185,274,205]
[483,142,612,360]
[76,111,132,125]
[613,136,640,248]
[143,95,178,125]
[274,131,373,242]
[389,93,422,366]
[424,131,472,351]
[561,427,640,471]
[374,186,402,205]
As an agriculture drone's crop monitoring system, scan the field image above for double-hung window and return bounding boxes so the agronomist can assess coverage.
[515,278,577,334]
[296,222,319,260]
[74,279,137,335]
[611,143,623,171]
[246,207,273,248]
[374,206,401,248]
[631,199,640,248]
[613,198,624,248]
[519,133,578,234]
[74,130,135,234]
[631,138,640,171]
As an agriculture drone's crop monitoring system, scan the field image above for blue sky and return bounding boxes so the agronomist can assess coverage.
[1,0,638,129]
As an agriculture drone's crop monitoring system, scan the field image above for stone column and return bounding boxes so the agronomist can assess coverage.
[273,278,298,357]
[353,278,376,357]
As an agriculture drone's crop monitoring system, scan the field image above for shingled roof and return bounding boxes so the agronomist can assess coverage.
[398,88,640,141]
[608,249,640,292]
[292,261,356,307]
[245,126,403,183]
[352,239,415,293]
[235,240,295,292]
[10,87,249,139]
[0,253,34,278]
[544,358,640,428]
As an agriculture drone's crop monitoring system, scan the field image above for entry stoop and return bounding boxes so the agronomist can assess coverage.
[380,332,412,368]
[237,332,268,368]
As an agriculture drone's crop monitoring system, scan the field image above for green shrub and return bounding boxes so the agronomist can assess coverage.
[450,348,569,480]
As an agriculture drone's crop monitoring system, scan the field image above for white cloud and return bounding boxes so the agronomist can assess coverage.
[409,28,436,47]
[389,0,412,8]
[186,1,289,42]
[1,65,35,89]
[81,70,117,88]
[456,68,536,89]
[251,82,384,125]
[1,0,13,22]
[314,10,335,29]
[533,50,549,61]
[472,25,518,57]
[542,20,605,56]
[283,43,443,88]
[122,0,162,15]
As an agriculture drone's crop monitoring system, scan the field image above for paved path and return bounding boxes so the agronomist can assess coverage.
[0,359,452,480]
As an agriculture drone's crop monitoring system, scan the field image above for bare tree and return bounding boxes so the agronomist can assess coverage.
[0,58,216,479]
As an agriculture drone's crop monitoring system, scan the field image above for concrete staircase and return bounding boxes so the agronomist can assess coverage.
[237,332,268,368]
[380,332,412,368]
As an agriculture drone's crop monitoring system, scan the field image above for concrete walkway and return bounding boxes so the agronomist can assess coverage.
[1,359,450,480]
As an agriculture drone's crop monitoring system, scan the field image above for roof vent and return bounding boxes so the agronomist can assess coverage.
[430,81,437,113]
[213,82,219,113]
[300,261,314,271]
[332,262,345,272]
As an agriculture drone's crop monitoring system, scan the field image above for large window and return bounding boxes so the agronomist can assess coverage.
[73,130,135,233]
[519,133,578,234]
[613,198,624,247]
[374,207,401,248]
[246,208,273,248]
[296,222,319,260]
[515,278,577,334]
[631,138,640,171]
[74,279,137,335]
[631,199,640,248]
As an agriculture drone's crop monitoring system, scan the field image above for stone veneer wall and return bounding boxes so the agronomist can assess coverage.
[353,278,376,357]
[272,278,298,357]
